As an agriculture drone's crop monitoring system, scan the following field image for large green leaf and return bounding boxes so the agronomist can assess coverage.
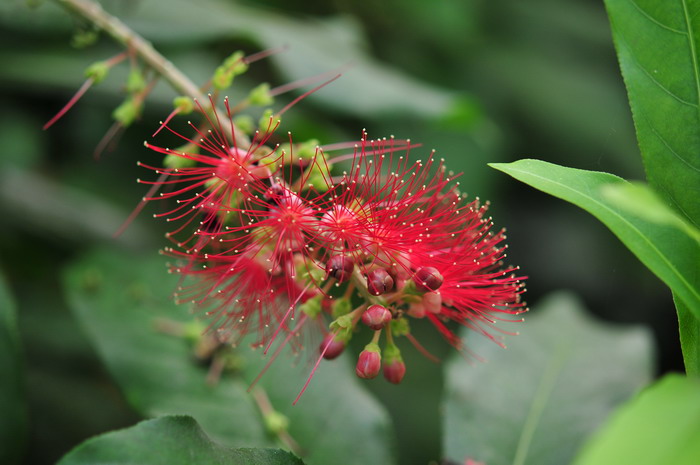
[0,272,27,464]
[490,160,700,326]
[57,415,304,465]
[443,292,653,465]
[63,247,396,465]
[604,0,700,228]
[572,374,700,465]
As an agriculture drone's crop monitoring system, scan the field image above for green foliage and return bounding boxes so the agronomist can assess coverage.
[602,182,700,242]
[603,0,700,228]
[490,160,700,320]
[573,375,700,465]
[63,248,396,465]
[443,292,654,465]
[0,273,27,465]
[56,415,304,465]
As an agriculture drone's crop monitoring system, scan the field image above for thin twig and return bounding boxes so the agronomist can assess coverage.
[54,0,250,148]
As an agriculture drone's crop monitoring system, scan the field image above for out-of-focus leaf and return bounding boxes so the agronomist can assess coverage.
[0,106,43,169]
[3,0,454,119]
[127,0,454,118]
[63,250,272,448]
[572,375,700,465]
[443,292,654,465]
[474,45,640,174]
[602,182,700,242]
[0,272,27,465]
[63,248,396,465]
[56,415,304,465]
[604,0,700,227]
[490,160,700,325]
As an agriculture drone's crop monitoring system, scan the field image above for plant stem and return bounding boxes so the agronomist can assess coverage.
[54,0,250,147]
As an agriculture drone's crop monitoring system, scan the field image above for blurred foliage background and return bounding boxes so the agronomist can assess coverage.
[0,0,681,464]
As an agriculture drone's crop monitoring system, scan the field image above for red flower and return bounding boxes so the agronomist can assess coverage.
[144,114,525,399]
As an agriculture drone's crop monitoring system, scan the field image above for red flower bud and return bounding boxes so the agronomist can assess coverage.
[366,268,394,296]
[361,304,392,330]
[413,266,444,292]
[383,359,406,384]
[319,333,346,359]
[326,255,355,283]
[422,291,442,314]
[355,347,382,379]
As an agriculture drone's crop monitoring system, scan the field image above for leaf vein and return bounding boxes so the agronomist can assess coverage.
[626,0,686,34]
[504,165,700,307]
[617,32,698,107]
[681,0,700,110]
[648,121,700,173]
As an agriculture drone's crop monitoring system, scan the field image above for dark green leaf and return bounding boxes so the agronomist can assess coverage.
[0,272,27,464]
[443,292,654,465]
[63,248,396,465]
[604,0,700,227]
[572,374,700,465]
[490,159,700,321]
[676,294,700,374]
[57,415,304,465]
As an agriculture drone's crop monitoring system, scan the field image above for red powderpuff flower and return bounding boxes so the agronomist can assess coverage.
[143,118,525,400]
[169,249,318,349]
[410,204,526,351]
[285,133,525,403]
[135,96,279,249]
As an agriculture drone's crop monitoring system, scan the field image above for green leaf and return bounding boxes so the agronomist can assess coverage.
[63,248,396,465]
[63,251,270,448]
[443,292,654,465]
[0,272,27,464]
[604,0,700,228]
[572,375,700,465]
[57,415,304,465]
[601,181,700,242]
[676,294,700,374]
[489,159,700,321]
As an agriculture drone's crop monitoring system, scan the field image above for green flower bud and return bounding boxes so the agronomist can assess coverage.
[126,68,146,93]
[264,410,289,435]
[84,60,109,84]
[248,82,274,106]
[300,294,323,319]
[390,317,410,337]
[232,114,254,135]
[173,96,194,115]
[258,108,278,134]
[112,97,142,126]
[330,312,354,331]
[331,297,352,318]
[212,51,248,90]
[71,29,99,49]
[296,139,320,160]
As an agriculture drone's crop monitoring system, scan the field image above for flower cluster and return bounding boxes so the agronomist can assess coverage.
[139,98,526,400]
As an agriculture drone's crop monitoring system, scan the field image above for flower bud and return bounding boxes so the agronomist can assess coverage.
[413,266,444,292]
[355,343,381,379]
[326,255,354,283]
[366,268,394,296]
[383,342,405,384]
[407,302,426,318]
[362,304,392,330]
[248,82,274,106]
[319,333,346,359]
[422,291,442,314]
[383,359,406,384]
